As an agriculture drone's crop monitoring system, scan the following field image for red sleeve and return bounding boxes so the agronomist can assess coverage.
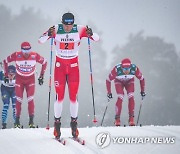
[3,52,16,76]
[36,53,47,76]
[106,66,117,93]
[135,67,145,92]
[38,25,57,44]
[79,26,95,40]
[79,26,88,39]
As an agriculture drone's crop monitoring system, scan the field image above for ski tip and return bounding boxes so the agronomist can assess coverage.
[61,140,66,145]
[55,138,66,145]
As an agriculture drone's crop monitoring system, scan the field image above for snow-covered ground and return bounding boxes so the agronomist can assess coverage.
[0,126,179,154]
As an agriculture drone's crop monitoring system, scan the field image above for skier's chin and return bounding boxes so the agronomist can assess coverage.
[23,53,30,58]
[123,71,130,75]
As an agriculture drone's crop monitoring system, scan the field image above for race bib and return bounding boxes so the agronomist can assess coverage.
[60,42,74,50]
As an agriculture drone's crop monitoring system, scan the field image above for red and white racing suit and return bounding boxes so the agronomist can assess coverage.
[3,51,47,118]
[39,24,99,119]
[106,63,145,118]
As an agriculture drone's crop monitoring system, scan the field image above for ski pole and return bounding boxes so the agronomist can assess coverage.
[0,62,3,72]
[46,38,53,130]
[101,99,110,126]
[87,27,97,123]
[136,97,144,126]
[0,62,2,68]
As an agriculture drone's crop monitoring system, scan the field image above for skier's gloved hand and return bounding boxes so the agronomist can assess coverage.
[140,91,146,99]
[38,76,44,85]
[107,93,113,101]
[48,26,55,37]
[86,27,93,37]
[4,76,9,83]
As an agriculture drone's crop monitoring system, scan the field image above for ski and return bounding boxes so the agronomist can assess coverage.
[55,138,66,145]
[123,124,142,127]
[69,137,85,145]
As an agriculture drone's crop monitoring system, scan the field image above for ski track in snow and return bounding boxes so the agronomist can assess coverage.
[0,126,180,154]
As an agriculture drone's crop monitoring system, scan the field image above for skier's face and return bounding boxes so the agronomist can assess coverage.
[21,49,31,58]
[8,73,15,80]
[122,67,131,75]
[63,24,74,33]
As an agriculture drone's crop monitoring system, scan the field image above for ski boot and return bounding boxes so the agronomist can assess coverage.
[70,117,79,138]
[114,115,121,126]
[29,116,36,128]
[129,116,135,126]
[2,123,7,129]
[54,117,61,140]
[14,117,21,128]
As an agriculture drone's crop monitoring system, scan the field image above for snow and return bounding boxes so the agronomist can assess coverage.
[0,126,180,154]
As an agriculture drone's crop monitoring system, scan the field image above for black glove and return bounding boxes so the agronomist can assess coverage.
[86,27,93,37]
[48,26,55,37]
[107,93,113,100]
[38,76,44,85]
[4,76,9,83]
[140,91,146,98]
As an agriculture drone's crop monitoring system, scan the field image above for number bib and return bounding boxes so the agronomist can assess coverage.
[60,42,74,50]
[54,24,80,59]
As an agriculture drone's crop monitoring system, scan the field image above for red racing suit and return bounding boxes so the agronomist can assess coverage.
[38,24,99,118]
[3,51,47,117]
[106,63,145,118]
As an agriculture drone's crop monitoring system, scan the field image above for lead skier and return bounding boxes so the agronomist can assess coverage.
[3,42,47,128]
[106,58,146,126]
[38,12,99,139]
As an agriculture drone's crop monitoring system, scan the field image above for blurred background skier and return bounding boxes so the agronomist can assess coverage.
[39,12,99,139]
[106,58,146,126]
[3,42,47,128]
[0,64,16,129]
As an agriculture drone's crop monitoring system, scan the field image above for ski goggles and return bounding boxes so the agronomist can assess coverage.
[8,73,15,76]
[63,19,74,25]
[122,67,131,71]
[21,49,31,53]
[8,69,16,74]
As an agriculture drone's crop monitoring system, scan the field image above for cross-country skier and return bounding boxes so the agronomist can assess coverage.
[106,58,146,126]
[0,65,16,129]
[38,12,99,139]
[3,42,47,128]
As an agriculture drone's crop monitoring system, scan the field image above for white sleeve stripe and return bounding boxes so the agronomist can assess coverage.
[91,33,99,41]
[42,59,47,65]
[140,76,144,80]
